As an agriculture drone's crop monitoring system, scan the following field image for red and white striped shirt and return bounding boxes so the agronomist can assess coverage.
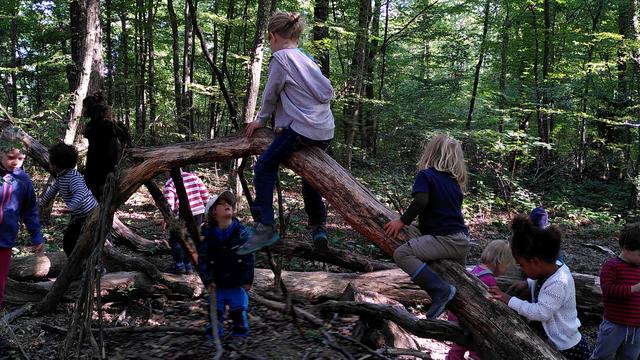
[600,256,640,326]
[163,172,210,216]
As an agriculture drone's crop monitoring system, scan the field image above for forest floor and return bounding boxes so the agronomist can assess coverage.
[0,174,619,359]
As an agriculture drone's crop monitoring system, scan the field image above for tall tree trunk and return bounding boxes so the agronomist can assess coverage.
[578,1,604,176]
[529,5,542,144]
[497,0,510,133]
[135,0,147,138]
[147,0,157,141]
[378,0,390,100]
[167,0,183,133]
[64,0,104,145]
[313,0,330,75]
[182,0,194,139]
[344,0,370,169]
[240,0,269,125]
[119,12,130,128]
[541,0,552,144]
[363,0,381,154]
[466,0,491,130]
[105,0,113,104]
[9,5,19,117]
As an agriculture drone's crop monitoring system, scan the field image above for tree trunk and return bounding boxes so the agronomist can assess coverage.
[240,0,269,125]
[466,0,491,130]
[105,0,113,103]
[135,0,147,137]
[119,12,130,128]
[182,0,194,139]
[9,5,19,117]
[167,0,183,132]
[363,0,381,154]
[497,0,510,133]
[313,0,330,75]
[64,0,104,145]
[541,0,552,144]
[147,0,157,140]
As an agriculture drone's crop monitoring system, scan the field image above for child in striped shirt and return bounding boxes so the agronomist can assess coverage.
[163,169,209,274]
[39,143,98,256]
[590,222,640,360]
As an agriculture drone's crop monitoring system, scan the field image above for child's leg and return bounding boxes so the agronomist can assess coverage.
[227,288,250,336]
[393,233,469,319]
[168,229,186,273]
[590,319,626,359]
[618,326,640,360]
[560,337,590,360]
[251,129,300,226]
[0,248,11,309]
[63,216,86,257]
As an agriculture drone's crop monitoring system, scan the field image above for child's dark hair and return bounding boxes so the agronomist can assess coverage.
[49,143,78,171]
[619,222,640,251]
[510,215,562,263]
[82,91,113,123]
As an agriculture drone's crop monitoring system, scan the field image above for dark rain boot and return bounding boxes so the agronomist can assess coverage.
[236,223,280,255]
[412,264,457,320]
[311,225,329,251]
[229,308,249,337]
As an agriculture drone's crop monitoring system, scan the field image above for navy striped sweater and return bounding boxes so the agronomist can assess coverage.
[39,169,98,217]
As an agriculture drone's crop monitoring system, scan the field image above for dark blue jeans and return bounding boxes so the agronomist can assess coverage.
[252,128,331,226]
[169,213,203,266]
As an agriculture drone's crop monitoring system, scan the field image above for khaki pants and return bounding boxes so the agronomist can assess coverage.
[393,232,470,278]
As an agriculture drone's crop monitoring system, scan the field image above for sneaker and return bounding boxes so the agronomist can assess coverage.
[236,224,280,255]
[311,225,329,250]
[425,285,456,320]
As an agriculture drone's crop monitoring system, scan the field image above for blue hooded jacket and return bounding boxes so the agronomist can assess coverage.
[0,165,44,248]
[198,218,254,289]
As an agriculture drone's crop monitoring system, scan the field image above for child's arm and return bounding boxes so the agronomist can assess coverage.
[20,177,45,251]
[163,181,177,213]
[239,225,255,288]
[196,177,209,205]
[247,61,287,136]
[507,281,566,322]
[384,192,429,238]
[38,180,60,208]
[601,261,638,299]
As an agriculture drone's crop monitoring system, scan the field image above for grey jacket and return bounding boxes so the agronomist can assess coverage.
[256,48,335,141]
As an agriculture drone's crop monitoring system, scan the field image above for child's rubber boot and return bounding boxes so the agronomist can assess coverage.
[236,224,280,255]
[229,308,249,337]
[412,264,457,320]
[311,225,329,251]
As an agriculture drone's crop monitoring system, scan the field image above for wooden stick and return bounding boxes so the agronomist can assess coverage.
[207,287,224,360]
[332,332,393,360]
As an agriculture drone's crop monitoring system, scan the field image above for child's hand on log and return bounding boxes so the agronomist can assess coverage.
[489,286,511,304]
[242,284,252,292]
[507,280,528,294]
[384,219,405,238]
[32,243,44,254]
[245,121,263,137]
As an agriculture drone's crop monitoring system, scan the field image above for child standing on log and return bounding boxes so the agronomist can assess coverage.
[590,222,640,360]
[39,143,98,256]
[0,136,44,316]
[384,134,470,320]
[446,240,514,360]
[197,190,254,338]
[491,216,589,360]
[239,10,335,255]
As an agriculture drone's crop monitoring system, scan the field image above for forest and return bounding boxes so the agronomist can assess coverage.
[0,0,639,358]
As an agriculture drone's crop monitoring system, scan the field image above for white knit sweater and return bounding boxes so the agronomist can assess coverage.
[508,264,582,351]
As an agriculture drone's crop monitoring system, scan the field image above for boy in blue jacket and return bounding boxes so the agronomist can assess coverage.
[0,141,44,347]
[198,190,254,338]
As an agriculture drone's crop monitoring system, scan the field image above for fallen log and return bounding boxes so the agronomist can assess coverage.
[9,252,66,280]
[5,271,197,305]
[111,216,169,254]
[315,300,470,348]
[341,284,442,352]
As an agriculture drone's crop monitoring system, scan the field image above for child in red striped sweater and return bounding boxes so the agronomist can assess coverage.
[591,222,640,360]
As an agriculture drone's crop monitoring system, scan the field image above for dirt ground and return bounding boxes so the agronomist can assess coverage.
[0,181,619,359]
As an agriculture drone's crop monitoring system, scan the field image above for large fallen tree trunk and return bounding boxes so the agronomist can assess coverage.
[125,132,562,358]
[5,271,196,305]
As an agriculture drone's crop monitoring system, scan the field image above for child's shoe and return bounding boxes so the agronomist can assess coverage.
[229,309,249,337]
[236,224,280,255]
[311,225,329,250]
